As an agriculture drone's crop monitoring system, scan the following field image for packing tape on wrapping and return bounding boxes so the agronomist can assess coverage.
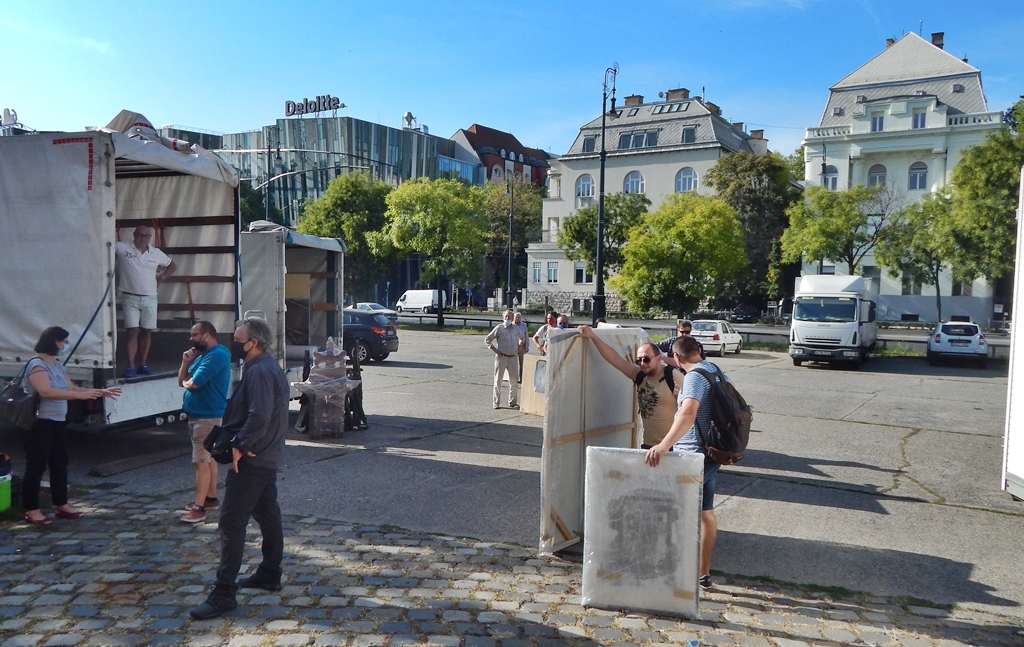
[596,569,621,581]
[554,422,635,445]
[675,474,703,484]
[673,589,696,600]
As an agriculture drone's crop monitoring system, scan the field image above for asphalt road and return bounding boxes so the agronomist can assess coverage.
[3,327,1021,618]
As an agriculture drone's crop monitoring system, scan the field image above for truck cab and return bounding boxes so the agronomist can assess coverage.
[789,275,878,368]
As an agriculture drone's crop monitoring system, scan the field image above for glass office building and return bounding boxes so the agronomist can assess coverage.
[216,116,483,226]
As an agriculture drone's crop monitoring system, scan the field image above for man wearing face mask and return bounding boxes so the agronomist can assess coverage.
[190,317,290,620]
[485,309,525,409]
[178,321,231,523]
[532,311,557,355]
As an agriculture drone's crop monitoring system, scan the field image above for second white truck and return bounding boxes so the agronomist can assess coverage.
[789,274,878,368]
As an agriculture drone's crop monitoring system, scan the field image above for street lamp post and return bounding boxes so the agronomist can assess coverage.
[507,175,515,308]
[593,64,620,325]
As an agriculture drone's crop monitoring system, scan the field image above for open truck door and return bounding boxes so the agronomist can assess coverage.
[0,111,240,430]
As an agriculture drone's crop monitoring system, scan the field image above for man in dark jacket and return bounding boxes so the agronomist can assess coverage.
[190,317,290,620]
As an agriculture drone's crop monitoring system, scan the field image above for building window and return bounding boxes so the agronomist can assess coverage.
[682,127,696,144]
[912,108,926,129]
[627,107,639,117]
[824,165,838,191]
[952,279,973,297]
[868,164,887,187]
[901,273,922,295]
[675,167,698,192]
[618,130,658,149]
[491,165,502,180]
[574,262,593,284]
[871,111,884,132]
[575,174,595,198]
[582,136,596,153]
[532,262,542,284]
[908,162,928,190]
[546,262,559,284]
[623,171,645,194]
[518,153,523,163]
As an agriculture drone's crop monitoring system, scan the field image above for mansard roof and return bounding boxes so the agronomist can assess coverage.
[832,32,979,89]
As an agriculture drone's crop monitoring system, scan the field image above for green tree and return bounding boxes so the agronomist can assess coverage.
[610,192,748,316]
[239,182,282,228]
[297,172,395,301]
[369,178,487,326]
[947,97,1024,280]
[779,146,805,181]
[874,189,956,321]
[781,184,904,275]
[558,192,651,279]
[705,152,802,304]
[482,176,544,299]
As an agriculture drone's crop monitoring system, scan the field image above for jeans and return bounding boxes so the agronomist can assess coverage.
[22,418,69,510]
[215,462,283,595]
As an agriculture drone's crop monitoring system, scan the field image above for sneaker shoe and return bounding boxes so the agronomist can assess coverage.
[203,497,219,509]
[189,594,237,620]
[699,574,712,590]
[138,365,152,376]
[181,505,206,523]
[123,367,136,378]
[237,574,283,591]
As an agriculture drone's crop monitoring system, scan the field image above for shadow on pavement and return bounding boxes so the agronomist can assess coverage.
[716,529,1021,613]
[371,360,453,370]
[741,448,900,478]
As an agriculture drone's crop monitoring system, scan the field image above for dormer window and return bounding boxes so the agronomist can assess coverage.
[833,107,843,116]
[952,84,964,93]
[627,108,639,117]
[682,127,696,144]
[582,136,596,153]
[856,95,867,103]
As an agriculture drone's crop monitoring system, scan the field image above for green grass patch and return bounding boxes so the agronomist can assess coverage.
[873,343,925,357]
[743,341,790,352]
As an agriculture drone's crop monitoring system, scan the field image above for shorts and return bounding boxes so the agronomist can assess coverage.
[702,459,721,511]
[190,418,221,464]
[122,293,158,330]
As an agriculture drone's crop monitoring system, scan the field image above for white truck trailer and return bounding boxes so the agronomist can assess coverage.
[0,111,241,430]
[1002,165,1024,501]
[789,274,878,368]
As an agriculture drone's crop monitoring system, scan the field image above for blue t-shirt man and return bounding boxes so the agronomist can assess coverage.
[183,344,230,418]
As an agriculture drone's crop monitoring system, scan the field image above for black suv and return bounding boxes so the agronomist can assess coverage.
[343,309,399,363]
[730,306,760,324]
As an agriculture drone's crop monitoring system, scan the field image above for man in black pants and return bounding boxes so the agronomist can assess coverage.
[189,317,290,620]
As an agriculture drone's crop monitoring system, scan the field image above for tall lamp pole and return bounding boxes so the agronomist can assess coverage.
[507,174,515,308]
[593,63,619,325]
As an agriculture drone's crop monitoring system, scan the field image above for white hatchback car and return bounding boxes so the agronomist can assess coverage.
[927,321,987,368]
[689,320,743,356]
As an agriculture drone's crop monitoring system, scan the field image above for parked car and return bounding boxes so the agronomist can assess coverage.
[927,321,987,368]
[730,306,760,324]
[351,301,398,322]
[343,309,399,363]
[689,320,743,356]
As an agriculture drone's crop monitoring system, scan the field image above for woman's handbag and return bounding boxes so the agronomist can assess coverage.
[0,362,39,431]
[203,425,236,464]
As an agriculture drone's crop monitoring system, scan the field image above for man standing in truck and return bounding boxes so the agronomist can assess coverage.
[115,226,176,377]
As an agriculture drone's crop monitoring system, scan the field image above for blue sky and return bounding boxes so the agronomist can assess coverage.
[3,1,1022,158]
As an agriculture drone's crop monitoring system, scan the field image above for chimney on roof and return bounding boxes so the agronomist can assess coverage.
[931,32,944,49]
[665,88,690,101]
[962,56,968,63]
[733,122,744,132]
[885,38,895,47]
[623,94,644,107]
[750,129,764,140]
[705,101,721,116]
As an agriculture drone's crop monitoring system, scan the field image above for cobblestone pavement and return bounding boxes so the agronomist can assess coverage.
[1,491,1021,647]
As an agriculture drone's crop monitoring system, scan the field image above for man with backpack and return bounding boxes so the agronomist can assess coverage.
[645,335,732,590]
[577,326,682,448]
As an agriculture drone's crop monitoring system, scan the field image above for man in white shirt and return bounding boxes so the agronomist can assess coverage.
[484,310,525,409]
[115,226,176,377]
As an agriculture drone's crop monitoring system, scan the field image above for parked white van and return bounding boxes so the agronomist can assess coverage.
[395,289,447,313]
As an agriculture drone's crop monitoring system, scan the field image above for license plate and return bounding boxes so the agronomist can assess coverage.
[950,340,969,346]
[813,350,832,356]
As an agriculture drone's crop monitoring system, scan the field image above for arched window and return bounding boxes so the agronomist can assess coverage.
[908,162,928,190]
[623,171,645,194]
[518,153,524,163]
[500,149,506,158]
[824,165,838,191]
[575,174,594,198]
[675,168,698,193]
[491,165,502,180]
[868,164,887,187]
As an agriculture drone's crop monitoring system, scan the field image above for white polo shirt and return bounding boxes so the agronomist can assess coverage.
[115,241,172,296]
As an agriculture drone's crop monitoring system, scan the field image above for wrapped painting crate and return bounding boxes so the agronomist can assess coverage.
[582,446,703,618]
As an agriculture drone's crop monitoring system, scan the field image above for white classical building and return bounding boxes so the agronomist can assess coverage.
[801,31,1007,323]
[526,88,767,313]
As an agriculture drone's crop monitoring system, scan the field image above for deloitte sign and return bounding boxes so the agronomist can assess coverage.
[285,95,344,117]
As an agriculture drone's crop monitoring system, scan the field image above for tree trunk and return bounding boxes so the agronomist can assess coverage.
[933,265,943,323]
[435,273,445,327]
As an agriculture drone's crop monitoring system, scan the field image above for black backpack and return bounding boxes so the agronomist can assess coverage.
[690,365,753,465]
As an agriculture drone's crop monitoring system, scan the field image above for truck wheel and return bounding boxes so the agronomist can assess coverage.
[792,358,803,367]
[422,306,430,314]
[396,305,403,313]
[348,340,371,364]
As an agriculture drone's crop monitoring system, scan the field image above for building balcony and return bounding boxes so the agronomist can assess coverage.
[805,110,1004,140]
[946,111,1002,126]
[805,125,852,138]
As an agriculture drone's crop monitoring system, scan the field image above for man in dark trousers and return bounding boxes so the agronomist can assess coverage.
[189,317,290,620]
